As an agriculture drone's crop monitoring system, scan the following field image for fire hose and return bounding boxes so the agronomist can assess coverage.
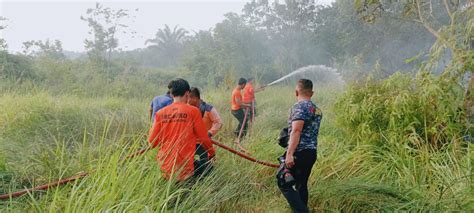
[235,98,259,153]
[235,107,250,153]
[0,172,89,200]
[1,86,270,200]
[251,100,255,123]
[0,138,278,200]
[211,139,278,168]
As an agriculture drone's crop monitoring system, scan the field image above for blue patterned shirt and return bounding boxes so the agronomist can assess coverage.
[287,99,322,151]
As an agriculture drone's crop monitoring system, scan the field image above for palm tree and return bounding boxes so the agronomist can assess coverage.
[145,25,188,67]
[146,25,188,50]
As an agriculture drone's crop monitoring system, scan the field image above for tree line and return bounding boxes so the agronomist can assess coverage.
[0,1,471,92]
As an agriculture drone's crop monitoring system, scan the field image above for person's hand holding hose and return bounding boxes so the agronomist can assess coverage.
[285,154,295,168]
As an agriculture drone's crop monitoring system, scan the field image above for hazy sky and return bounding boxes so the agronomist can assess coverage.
[0,0,334,53]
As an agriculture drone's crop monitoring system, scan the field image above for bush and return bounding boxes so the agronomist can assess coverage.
[0,52,36,83]
[335,72,467,148]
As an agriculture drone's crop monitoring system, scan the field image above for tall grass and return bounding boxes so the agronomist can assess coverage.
[0,84,471,211]
[335,72,469,148]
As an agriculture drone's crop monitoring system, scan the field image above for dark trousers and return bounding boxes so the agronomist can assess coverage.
[231,109,248,137]
[193,144,212,177]
[277,149,317,213]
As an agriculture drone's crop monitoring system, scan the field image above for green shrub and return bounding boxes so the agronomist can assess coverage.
[335,72,467,148]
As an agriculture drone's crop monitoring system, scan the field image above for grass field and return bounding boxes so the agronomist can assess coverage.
[0,85,471,212]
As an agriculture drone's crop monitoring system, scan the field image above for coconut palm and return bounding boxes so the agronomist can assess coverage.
[145,25,188,67]
[146,25,188,50]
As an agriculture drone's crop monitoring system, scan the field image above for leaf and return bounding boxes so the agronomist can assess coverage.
[404,52,423,64]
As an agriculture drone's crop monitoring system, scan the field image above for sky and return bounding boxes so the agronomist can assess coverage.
[0,0,335,53]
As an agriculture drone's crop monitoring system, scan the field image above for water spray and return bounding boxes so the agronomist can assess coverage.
[258,65,344,90]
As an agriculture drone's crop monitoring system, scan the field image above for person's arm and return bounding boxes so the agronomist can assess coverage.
[255,87,265,92]
[148,114,162,148]
[285,120,304,168]
[208,108,223,137]
[235,95,251,108]
[193,110,216,157]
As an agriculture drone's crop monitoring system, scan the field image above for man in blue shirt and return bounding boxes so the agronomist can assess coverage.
[148,84,173,122]
[277,79,322,213]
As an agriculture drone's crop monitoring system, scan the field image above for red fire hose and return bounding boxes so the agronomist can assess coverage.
[1,86,275,200]
[251,100,255,123]
[211,139,279,168]
[235,107,250,153]
[0,137,278,200]
[0,172,89,200]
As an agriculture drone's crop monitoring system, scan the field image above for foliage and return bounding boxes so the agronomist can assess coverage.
[22,39,65,59]
[243,0,320,33]
[76,0,452,86]
[81,3,132,74]
[144,25,188,67]
[0,2,471,211]
[0,87,470,211]
[335,72,467,148]
[0,16,7,51]
[0,55,182,99]
[338,0,472,142]
[0,53,35,84]
[180,13,274,87]
[181,0,441,84]
[241,0,327,74]
[353,0,473,58]
[320,1,437,79]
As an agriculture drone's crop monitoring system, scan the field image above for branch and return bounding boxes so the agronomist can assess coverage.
[443,0,453,19]
[415,0,440,39]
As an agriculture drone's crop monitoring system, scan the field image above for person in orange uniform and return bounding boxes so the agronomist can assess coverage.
[188,87,223,169]
[148,78,216,181]
[188,87,223,137]
[231,78,251,137]
[243,77,256,121]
